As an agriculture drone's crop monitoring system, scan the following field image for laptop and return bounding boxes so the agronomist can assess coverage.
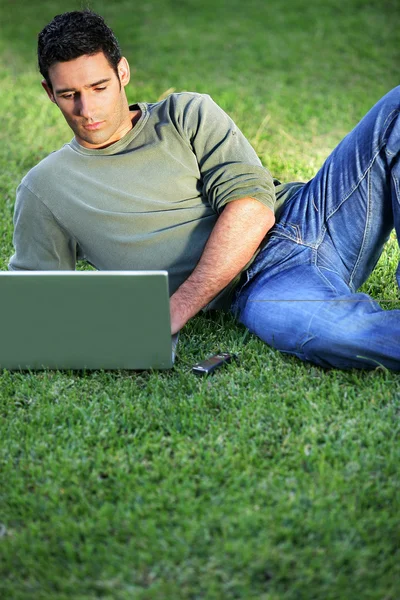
[0,271,178,371]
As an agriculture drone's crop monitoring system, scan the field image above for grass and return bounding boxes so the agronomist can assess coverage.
[0,0,400,598]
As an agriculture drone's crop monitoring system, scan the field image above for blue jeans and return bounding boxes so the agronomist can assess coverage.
[232,86,400,370]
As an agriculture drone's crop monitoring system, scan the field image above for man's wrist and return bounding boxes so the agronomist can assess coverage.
[170,288,201,334]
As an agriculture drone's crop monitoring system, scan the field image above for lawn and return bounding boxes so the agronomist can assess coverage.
[0,0,399,598]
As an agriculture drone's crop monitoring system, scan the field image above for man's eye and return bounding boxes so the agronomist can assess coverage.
[61,93,74,99]
[95,87,106,92]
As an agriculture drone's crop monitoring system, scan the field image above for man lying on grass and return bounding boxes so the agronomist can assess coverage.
[9,10,400,370]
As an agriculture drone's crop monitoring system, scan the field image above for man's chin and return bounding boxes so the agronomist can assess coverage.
[75,129,113,149]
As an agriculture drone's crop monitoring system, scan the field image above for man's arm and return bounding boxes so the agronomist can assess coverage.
[8,183,77,271]
[170,197,275,334]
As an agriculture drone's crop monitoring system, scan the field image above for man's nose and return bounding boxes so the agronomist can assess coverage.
[77,94,95,119]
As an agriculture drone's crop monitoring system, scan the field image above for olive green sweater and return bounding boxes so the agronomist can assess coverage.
[9,92,298,308]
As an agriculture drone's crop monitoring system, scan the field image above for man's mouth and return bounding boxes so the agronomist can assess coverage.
[84,121,104,131]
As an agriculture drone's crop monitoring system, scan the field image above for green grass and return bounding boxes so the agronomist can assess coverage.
[0,0,400,598]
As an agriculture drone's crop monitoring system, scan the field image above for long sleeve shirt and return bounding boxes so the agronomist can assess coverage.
[9,92,298,308]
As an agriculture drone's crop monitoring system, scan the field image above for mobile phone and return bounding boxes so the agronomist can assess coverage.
[191,352,237,376]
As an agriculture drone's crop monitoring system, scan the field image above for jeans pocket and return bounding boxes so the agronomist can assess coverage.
[272,222,304,244]
[231,236,310,316]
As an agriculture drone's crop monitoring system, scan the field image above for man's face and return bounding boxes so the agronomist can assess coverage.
[42,52,134,149]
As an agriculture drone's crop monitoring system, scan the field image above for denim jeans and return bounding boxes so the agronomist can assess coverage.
[232,86,400,370]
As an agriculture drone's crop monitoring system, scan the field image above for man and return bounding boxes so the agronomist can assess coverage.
[9,10,400,370]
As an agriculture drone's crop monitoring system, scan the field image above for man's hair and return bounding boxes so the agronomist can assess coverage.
[38,10,122,89]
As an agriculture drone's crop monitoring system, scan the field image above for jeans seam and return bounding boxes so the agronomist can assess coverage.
[312,249,340,294]
[325,149,378,221]
[392,170,400,207]
[272,226,318,249]
[348,168,372,290]
[384,109,400,156]
[325,109,399,222]
[315,224,327,248]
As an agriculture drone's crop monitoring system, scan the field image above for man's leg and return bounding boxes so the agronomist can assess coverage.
[233,86,400,369]
[234,238,400,369]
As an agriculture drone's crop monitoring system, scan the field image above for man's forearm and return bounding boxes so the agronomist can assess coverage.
[170,197,275,333]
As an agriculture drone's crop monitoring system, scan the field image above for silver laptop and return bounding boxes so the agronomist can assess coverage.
[0,271,177,370]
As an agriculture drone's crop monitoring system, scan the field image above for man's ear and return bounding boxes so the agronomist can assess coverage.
[117,57,130,88]
[41,80,56,103]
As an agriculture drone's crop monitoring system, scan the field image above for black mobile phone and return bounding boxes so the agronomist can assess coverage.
[192,352,237,376]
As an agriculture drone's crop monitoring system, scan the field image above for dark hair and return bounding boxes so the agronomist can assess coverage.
[38,10,122,88]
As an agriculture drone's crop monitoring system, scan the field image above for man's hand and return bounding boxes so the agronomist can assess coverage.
[169,197,275,334]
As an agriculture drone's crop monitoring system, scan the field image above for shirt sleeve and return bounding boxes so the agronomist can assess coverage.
[179,93,276,214]
[8,183,77,271]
